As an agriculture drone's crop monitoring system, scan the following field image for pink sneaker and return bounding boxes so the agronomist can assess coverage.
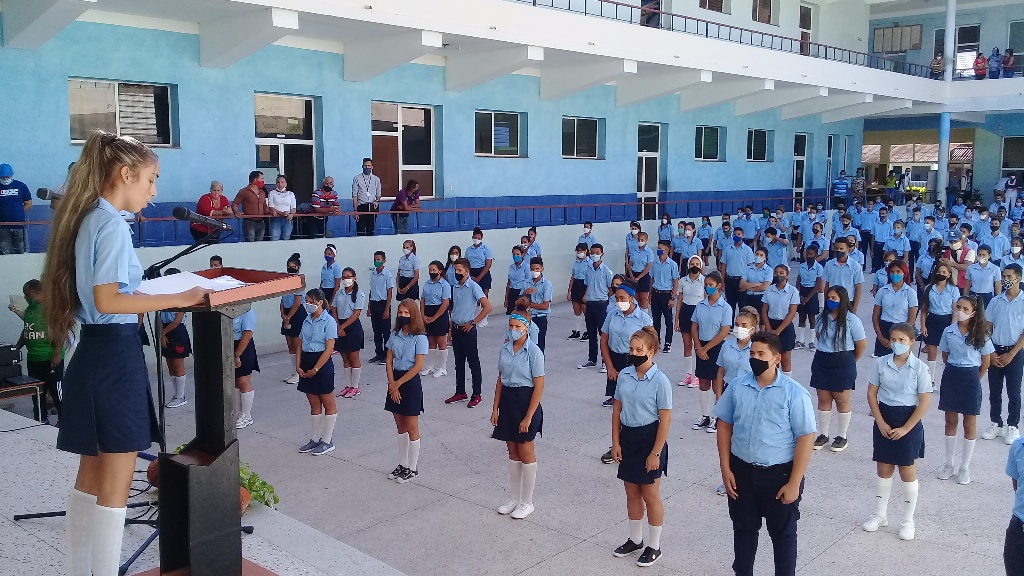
[343,387,360,399]
[685,374,698,388]
[337,387,352,397]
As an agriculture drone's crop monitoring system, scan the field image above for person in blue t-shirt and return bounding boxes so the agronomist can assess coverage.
[832,171,850,205]
[0,163,32,254]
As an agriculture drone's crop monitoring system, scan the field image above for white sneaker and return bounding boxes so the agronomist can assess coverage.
[235,415,253,429]
[937,464,956,480]
[165,397,187,409]
[1005,426,1020,445]
[432,368,448,378]
[862,514,888,532]
[285,372,300,385]
[898,521,916,541]
[981,422,1003,440]
[510,502,535,519]
[497,499,519,515]
[479,317,489,328]
[420,367,435,376]
[956,466,971,485]
[599,365,607,374]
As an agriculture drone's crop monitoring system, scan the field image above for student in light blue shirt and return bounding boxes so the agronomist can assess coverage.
[579,221,598,248]
[691,272,733,429]
[822,238,864,313]
[524,257,553,351]
[918,262,959,378]
[713,308,758,429]
[721,229,755,314]
[233,307,260,426]
[332,267,367,398]
[625,221,642,264]
[368,251,396,363]
[987,226,1011,264]
[983,265,1024,445]
[396,240,421,302]
[280,254,307,388]
[872,209,895,272]
[159,269,193,410]
[568,244,591,340]
[526,227,542,258]
[447,258,492,407]
[650,241,680,353]
[762,227,788,269]
[466,227,495,302]
[582,244,615,366]
[602,283,654,407]
[420,260,452,378]
[796,246,825,349]
[657,215,674,242]
[1004,436,1024,572]
[873,261,919,357]
[321,244,343,302]
[506,246,531,315]
[762,266,800,370]
[672,222,702,266]
[740,248,773,313]
[883,221,911,261]
[698,217,715,260]
[804,223,829,263]
[385,300,430,482]
[964,245,1002,307]
[628,231,656,311]
[715,332,815,576]
[297,288,339,455]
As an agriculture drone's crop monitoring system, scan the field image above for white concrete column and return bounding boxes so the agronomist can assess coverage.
[942,0,956,82]
[938,112,951,205]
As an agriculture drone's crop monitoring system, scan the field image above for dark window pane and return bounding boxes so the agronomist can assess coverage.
[643,157,658,192]
[493,112,519,156]
[700,0,724,12]
[255,94,312,140]
[934,28,945,57]
[401,107,432,166]
[748,130,768,161]
[1004,137,1024,169]
[700,127,720,160]
[562,118,576,157]
[747,131,755,160]
[958,25,979,45]
[637,157,644,193]
[371,101,399,133]
[794,134,807,157]
[827,134,834,156]
[799,6,811,30]
[475,112,492,155]
[638,124,660,153]
[255,144,280,169]
[695,127,704,159]
[576,118,598,158]
[69,80,116,141]
[118,84,171,145]
[794,159,805,188]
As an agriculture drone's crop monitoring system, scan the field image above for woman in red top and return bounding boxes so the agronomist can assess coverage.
[974,53,988,80]
[191,180,234,242]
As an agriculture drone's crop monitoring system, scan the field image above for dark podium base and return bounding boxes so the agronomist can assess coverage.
[134,558,279,576]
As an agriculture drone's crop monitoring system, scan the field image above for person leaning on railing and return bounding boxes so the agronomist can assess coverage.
[191,180,234,243]
[0,163,32,254]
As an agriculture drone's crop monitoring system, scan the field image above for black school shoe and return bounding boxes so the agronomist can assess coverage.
[601,448,614,464]
[612,539,644,557]
[637,547,662,567]
[567,330,581,340]
[580,332,591,341]
[813,434,829,450]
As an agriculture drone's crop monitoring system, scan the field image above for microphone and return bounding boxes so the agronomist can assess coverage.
[37,188,59,201]
[172,206,233,232]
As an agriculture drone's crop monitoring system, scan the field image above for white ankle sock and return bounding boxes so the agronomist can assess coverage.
[436,348,448,371]
[575,314,585,333]
[344,367,352,388]
[837,411,852,439]
[408,439,421,471]
[288,353,296,373]
[960,438,977,470]
[398,432,410,468]
[685,354,694,375]
[509,460,523,500]
[647,524,663,550]
[629,519,643,545]
[902,480,919,523]
[66,489,96,576]
[699,389,713,417]
[520,462,537,506]
[172,375,186,400]
[944,435,957,468]
[321,413,337,444]
[351,367,362,389]
[310,413,323,441]
[91,504,127,576]
[927,359,937,380]
[239,391,254,419]
[783,371,792,378]
[817,410,832,437]
[874,476,892,518]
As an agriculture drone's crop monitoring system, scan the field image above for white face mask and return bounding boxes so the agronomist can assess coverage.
[472,239,482,246]
[685,230,694,237]
[520,243,529,250]
[577,251,587,259]
[583,227,592,234]
[591,253,602,262]
[531,271,541,279]
[303,302,318,314]
[630,229,639,236]
[1013,246,1022,255]
[449,254,458,261]
[755,256,765,264]
[342,278,354,287]
[638,241,647,247]
[403,248,411,255]
[979,257,989,265]
[732,326,751,340]
[955,309,974,322]
[616,300,631,312]
[0,178,11,186]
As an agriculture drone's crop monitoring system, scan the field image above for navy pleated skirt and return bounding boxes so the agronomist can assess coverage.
[810,351,857,392]
[234,338,260,378]
[385,370,425,416]
[769,317,796,352]
[398,277,419,301]
[695,340,723,380]
[161,323,192,359]
[617,421,668,485]
[492,385,543,443]
[297,350,335,395]
[939,364,982,415]
[424,304,450,337]
[281,305,307,337]
[924,313,951,346]
[335,317,365,353]
[872,402,925,466]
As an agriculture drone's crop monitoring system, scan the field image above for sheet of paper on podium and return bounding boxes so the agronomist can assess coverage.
[137,271,248,295]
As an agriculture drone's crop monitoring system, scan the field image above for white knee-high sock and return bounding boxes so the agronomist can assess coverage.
[398,432,410,468]
[944,435,958,468]
[66,489,96,576]
[288,353,296,373]
[408,439,421,471]
[351,367,362,389]
[629,519,643,545]
[575,314,585,333]
[240,391,254,418]
[343,367,352,388]
[508,460,523,501]
[927,360,937,380]
[837,411,853,439]
[172,375,186,400]
[699,389,713,417]
[520,462,537,506]
[436,348,449,371]
[321,414,338,444]
[686,354,695,375]
[91,504,127,576]
[902,480,919,523]
[310,413,323,441]
[647,525,663,550]
[960,438,977,470]
[874,476,892,518]
[817,410,832,437]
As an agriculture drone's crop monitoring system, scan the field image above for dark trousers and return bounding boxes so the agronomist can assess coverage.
[27,360,63,421]
[534,316,548,352]
[451,326,482,396]
[651,291,674,346]
[391,212,409,235]
[356,203,377,236]
[584,301,609,363]
[872,242,885,272]
[242,218,266,242]
[369,300,389,358]
[728,455,802,576]
[725,276,742,315]
[861,231,873,270]
[909,241,920,276]
[1007,516,1024,576]
[989,345,1024,427]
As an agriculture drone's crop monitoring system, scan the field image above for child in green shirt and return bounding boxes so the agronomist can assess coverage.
[15,280,64,422]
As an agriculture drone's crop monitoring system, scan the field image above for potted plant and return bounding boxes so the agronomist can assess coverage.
[147,446,279,514]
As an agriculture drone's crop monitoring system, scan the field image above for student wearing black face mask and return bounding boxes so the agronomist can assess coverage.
[385,301,429,483]
[280,253,307,387]
[419,261,452,378]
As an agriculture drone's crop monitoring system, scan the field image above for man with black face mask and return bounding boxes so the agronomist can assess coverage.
[715,331,815,576]
[823,238,864,312]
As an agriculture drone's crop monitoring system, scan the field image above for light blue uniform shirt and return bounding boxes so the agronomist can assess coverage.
[763,238,788,269]
[939,324,994,367]
[602,306,654,354]
[651,258,680,291]
[716,336,752,383]
[527,276,553,317]
[872,218,894,243]
[369,268,395,301]
[714,370,816,467]
[988,233,1011,260]
[915,254,935,278]
[465,243,493,268]
[805,234,829,256]
[159,311,183,325]
[951,202,967,217]
[1003,254,1024,270]
[1006,439,1024,522]
[421,278,451,306]
[714,226,732,246]
[835,226,861,243]
[300,311,338,352]
[698,224,714,240]
[333,289,366,319]
[673,236,702,261]
[875,283,918,323]
[572,257,591,280]
[625,232,640,253]
[692,297,732,341]
[874,268,891,290]
[397,253,420,279]
[75,198,143,325]
[386,330,429,371]
[763,283,799,320]
[657,224,674,241]
[814,313,867,353]
[526,241,542,258]
[444,265,459,287]
[884,233,911,256]
[823,259,864,296]
[849,249,865,268]
[796,262,823,292]
[629,245,655,274]
[917,228,943,255]
[966,261,1000,294]
[498,338,545,388]
[507,261,531,290]
[790,211,807,233]
[986,290,1024,346]
[735,216,758,238]
[925,283,959,316]
[906,218,925,244]
[614,364,672,428]
[578,232,598,248]
[282,292,303,310]
[232,309,257,340]
[868,354,932,407]
[320,261,342,290]
[744,263,772,295]
[584,262,614,302]
[451,279,485,324]
[722,243,755,277]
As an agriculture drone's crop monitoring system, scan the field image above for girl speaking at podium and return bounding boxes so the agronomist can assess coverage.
[42,131,209,575]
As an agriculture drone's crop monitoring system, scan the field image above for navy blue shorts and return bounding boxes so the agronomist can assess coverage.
[617,421,668,485]
[424,305,450,337]
[161,323,192,359]
[939,364,982,415]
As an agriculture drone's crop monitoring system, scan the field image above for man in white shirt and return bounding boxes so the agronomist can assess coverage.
[352,157,382,237]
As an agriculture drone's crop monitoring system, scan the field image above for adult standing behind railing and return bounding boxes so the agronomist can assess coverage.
[0,163,32,254]
[391,180,420,235]
[353,157,382,237]
[190,180,234,243]
[233,170,268,242]
[267,174,297,241]
[311,176,341,238]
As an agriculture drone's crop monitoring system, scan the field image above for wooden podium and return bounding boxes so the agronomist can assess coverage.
[157,268,304,576]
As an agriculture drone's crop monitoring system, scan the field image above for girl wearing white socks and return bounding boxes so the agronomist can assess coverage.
[918,263,957,381]
[864,322,933,540]
[332,267,365,399]
[419,261,451,378]
[44,132,211,576]
[567,242,590,340]
[386,301,429,483]
[611,326,671,567]
[159,269,193,409]
[492,310,545,520]
[233,308,260,429]
[676,256,705,387]
[937,295,994,485]
[297,289,339,456]
[281,253,307,386]
[689,272,731,432]
[810,286,868,452]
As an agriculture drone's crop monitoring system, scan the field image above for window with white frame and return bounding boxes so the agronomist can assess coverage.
[752,0,777,25]
[934,25,981,76]
[695,126,724,161]
[562,117,601,159]
[873,24,922,54]
[371,102,436,199]
[746,129,774,162]
[700,0,728,14]
[68,79,173,145]
[475,111,523,157]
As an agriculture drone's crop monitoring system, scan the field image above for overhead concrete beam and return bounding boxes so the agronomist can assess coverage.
[734,86,828,116]
[780,93,873,120]
[679,78,774,112]
[615,69,712,107]
[446,45,544,92]
[1,0,96,49]
[821,99,912,123]
[950,112,987,123]
[540,59,638,101]
[199,8,299,68]
[344,30,443,82]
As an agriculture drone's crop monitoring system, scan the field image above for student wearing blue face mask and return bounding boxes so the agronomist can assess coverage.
[872,261,919,358]
[297,289,339,456]
[320,244,342,302]
[691,272,732,431]
[811,287,868,453]
[506,245,530,315]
